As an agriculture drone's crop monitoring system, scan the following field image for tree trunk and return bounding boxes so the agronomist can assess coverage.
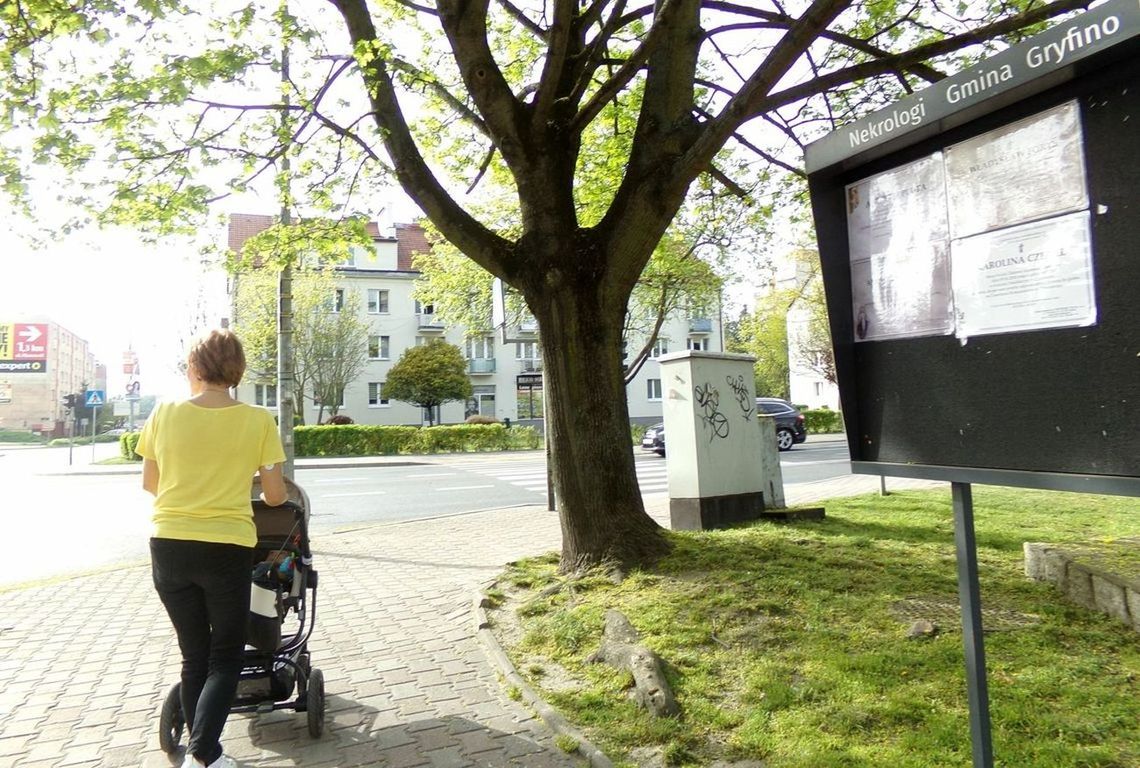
[530,275,671,572]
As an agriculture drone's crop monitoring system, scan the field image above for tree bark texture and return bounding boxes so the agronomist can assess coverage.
[522,239,671,572]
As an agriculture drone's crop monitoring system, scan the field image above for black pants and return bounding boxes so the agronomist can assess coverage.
[151,538,252,766]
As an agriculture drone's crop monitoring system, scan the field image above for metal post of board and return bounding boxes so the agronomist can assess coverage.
[880,475,888,496]
[951,482,994,768]
[543,383,555,512]
[91,404,98,462]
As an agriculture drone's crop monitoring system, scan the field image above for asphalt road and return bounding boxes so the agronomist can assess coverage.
[1,439,850,587]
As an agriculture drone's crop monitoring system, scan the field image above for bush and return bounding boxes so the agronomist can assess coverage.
[293,423,542,456]
[803,408,844,433]
[465,414,499,424]
[121,431,142,460]
[323,414,355,425]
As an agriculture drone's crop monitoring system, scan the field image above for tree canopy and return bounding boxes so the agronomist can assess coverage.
[0,0,1095,570]
[383,339,473,425]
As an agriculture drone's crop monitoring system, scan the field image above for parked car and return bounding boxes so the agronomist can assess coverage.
[100,427,129,437]
[640,398,807,457]
[755,397,808,451]
[641,424,666,456]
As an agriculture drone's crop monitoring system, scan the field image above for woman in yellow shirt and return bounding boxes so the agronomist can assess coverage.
[136,330,287,768]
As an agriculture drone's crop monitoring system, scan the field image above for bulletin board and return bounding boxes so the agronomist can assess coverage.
[804,2,1139,495]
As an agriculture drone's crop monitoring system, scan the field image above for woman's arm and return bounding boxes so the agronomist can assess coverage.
[142,459,159,496]
[258,463,289,506]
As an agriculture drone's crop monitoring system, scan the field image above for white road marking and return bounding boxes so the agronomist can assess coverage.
[435,484,495,491]
[323,490,388,498]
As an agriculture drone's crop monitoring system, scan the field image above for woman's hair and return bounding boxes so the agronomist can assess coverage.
[187,329,246,388]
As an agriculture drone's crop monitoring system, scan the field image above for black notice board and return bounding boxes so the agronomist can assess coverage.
[808,45,1140,494]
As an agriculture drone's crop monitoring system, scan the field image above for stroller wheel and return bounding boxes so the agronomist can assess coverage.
[306,668,325,738]
[158,683,184,754]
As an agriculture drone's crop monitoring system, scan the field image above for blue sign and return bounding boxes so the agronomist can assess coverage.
[85,389,105,407]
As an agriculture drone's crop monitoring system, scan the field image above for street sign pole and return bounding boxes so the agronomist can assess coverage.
[91,404,98,461]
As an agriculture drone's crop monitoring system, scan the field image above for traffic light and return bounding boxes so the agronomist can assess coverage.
[62,393,77,409]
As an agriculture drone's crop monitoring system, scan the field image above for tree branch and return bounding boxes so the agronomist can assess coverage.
[436,0,529,170]
[532,0,579,127]
[329,0,513,274]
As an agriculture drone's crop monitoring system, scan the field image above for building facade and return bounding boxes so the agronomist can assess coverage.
[0,320,98,436]
[228,214,723,426]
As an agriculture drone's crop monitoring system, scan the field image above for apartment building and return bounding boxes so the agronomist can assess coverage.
[228,214,722,426]
[0,319,98,436]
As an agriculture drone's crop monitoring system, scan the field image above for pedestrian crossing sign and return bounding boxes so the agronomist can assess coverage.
[85,389,105,407]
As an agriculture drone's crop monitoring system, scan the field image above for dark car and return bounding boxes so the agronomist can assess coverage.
[640,398,807,457]
[755,397,808,451]
[640,423,666,456]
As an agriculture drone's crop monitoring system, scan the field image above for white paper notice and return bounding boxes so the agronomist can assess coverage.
[945,101,1088,239]
[951,211,1096,340]
[846,154,953,342]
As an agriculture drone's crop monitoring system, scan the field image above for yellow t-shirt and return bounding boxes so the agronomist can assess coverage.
[135,400,287,547]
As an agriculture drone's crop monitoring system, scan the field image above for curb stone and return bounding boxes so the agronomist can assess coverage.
[474,595,615,768]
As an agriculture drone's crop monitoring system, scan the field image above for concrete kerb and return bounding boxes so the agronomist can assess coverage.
[473,595,615,768]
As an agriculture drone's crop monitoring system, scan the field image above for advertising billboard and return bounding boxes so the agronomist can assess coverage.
[0,323,49,373]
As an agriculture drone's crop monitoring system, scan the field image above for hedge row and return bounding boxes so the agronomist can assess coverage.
[46,433,124,447]
[802,408,844,434]
[118,423,543,460]
[296,423,542,456]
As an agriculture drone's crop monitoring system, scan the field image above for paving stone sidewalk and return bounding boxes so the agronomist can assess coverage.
[0,474,942,768]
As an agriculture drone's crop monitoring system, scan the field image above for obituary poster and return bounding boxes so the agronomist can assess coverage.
[945,100,1088,238]
[845,154,954,342]
[951,211,1096,340]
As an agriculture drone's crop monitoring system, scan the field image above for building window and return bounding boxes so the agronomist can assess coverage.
[368,335,390,360]
[331,288,345,313]
[647,378,662,401]
[652,338,670,358]
[515,341,541,360]
[688,337,709,352]
[368,382,389,406]
[367,289,389,314]
[414,299,434,315]
[254,383,277,407]
[466,336,494,359]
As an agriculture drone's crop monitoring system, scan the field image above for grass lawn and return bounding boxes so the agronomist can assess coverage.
[489,487,1140,768]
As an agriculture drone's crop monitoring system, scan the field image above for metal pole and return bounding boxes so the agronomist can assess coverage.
[880,475,888,496]
[90,404,98,461]
[542,382,555,512]
[277,5,296,479]
[951,482,994,768]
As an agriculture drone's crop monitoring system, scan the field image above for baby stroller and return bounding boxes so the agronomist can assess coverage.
[158,478,326,753]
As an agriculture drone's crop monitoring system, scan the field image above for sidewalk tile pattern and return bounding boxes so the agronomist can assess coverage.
[0,472,942,767]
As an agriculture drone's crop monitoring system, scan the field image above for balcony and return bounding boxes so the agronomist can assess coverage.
[468,358,496,375]
[417,313,446,331]
[519,359,543,372]
[689,317,713,334]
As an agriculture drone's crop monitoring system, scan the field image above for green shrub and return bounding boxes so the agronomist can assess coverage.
[121,432,142,460]
[465,414,499,424]
[293,423,542,456]
[48,433,123,447]
[295,424,419,456]
[802,408,844,433]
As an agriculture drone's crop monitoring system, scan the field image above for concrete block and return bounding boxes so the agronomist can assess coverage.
[1127,587,1140,632]
[1092,574,1131,624]
[1065,563,1097,610]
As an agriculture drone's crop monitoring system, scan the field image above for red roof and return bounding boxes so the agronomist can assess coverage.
[226,213,429,271]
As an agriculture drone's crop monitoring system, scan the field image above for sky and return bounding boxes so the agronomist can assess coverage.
[1,187,423,400]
